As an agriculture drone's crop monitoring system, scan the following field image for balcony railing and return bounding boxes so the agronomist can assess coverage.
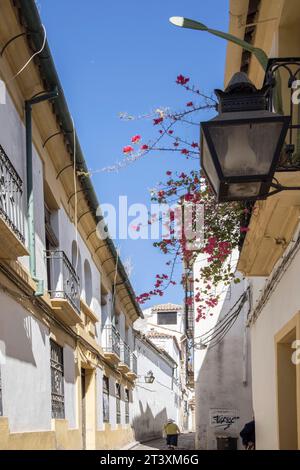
[131,353,137,375]
[45,250,80,313]
[103,324,121,357]
[0,145,25,244]
[121,342,131,367]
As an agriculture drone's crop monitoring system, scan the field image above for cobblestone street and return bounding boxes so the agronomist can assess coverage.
[133,433,195,450]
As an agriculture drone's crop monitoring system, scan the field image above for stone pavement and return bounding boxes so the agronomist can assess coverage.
[133,432,195,451]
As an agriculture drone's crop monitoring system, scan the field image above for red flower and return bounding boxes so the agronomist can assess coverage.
[176,74,190,85]
[123,145,134,154]
[168,130,174,135]
[131,135,141,144]
[186,101,193,107]
[191,142,199,148]
[141,144,149,150]
[181,149,189,155]
[153,117,163,125]
[173,142,179,147]
[166,171,172,176]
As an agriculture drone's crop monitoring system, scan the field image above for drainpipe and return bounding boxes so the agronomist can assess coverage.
[25,89,58,296]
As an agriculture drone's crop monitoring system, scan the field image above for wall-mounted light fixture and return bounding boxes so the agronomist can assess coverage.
[201,59,300,202]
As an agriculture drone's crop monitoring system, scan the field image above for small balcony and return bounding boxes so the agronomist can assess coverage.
[102,324,121,365]
[186,367,194,388]
[0,145,28,259]
[118,342,131,373]
[45,250,81,325]
[127,353,138,380]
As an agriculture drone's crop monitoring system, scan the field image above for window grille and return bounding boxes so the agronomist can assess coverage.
[50,340,65,419]
[116,383,121,424]
[103,376,110,423]
[125,389,129,424]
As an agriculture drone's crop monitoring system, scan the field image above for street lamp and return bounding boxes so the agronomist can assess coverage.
[200,72,290,202]
[144,370,155,384]
[169,17,300,202]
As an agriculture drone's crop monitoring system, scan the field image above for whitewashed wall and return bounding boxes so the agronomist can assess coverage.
[0,292,77,432]
[248,225,300,449]
[193,252,253,450]
[132,334,179,441]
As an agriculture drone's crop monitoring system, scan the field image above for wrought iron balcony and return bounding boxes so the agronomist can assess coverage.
[103,324,121,360]
[126,352,137,380]
[0,145,27,259]
[121,342,131,367]
[118,341,131,373]
[45,250,80,320]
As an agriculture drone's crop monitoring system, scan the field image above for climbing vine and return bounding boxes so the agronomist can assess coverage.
[121,75,248,320]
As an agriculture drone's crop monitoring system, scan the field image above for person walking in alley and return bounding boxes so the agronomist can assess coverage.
[163,419,180,449]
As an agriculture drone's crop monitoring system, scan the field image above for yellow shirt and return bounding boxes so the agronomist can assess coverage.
[164,423,180,435]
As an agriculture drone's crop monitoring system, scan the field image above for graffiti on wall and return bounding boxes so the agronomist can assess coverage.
[209,409,240,431]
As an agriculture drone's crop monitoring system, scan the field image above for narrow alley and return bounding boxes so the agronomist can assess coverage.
[132,433,196,451]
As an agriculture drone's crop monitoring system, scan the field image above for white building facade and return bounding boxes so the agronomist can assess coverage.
[0,0,142,450]
[193,254,253,450]
[132,330,179,442]
[135,303,195,435]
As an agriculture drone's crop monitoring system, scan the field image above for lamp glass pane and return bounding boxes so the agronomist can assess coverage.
[227,182,262,199]
[202,135,219,193]
[209,121,284,177]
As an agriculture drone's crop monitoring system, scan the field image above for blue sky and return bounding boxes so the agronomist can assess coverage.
[38,0,229,308]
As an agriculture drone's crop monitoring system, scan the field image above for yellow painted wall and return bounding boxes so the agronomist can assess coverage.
[96,424,135,450]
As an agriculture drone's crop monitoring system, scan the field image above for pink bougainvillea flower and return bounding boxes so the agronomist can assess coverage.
[123,145,134,154]
[153,117,163,125]
[131,135,141,144]
[141,144,149,151]
[186,101,193,107]
[176,74,190,85]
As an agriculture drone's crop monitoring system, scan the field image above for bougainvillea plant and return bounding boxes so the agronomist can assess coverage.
[121,75,249,320]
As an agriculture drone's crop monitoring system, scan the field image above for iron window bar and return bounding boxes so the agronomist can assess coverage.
[262,58,300,195]
[121,342,131,367]
[102,375,110,423]
[45,250,80,313]
[116,383,121,424]
[103,324,121,357]
[50,340,65,419]
[0,144,25,243]
[125,389,130,424]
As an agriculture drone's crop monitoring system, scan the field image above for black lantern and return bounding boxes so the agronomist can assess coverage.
[201,72,290,202]
[144,370,155,384]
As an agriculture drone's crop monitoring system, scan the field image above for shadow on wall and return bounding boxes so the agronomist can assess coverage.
[0,294,48,366]
[132,400,168,442]
[195,283,253,450]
